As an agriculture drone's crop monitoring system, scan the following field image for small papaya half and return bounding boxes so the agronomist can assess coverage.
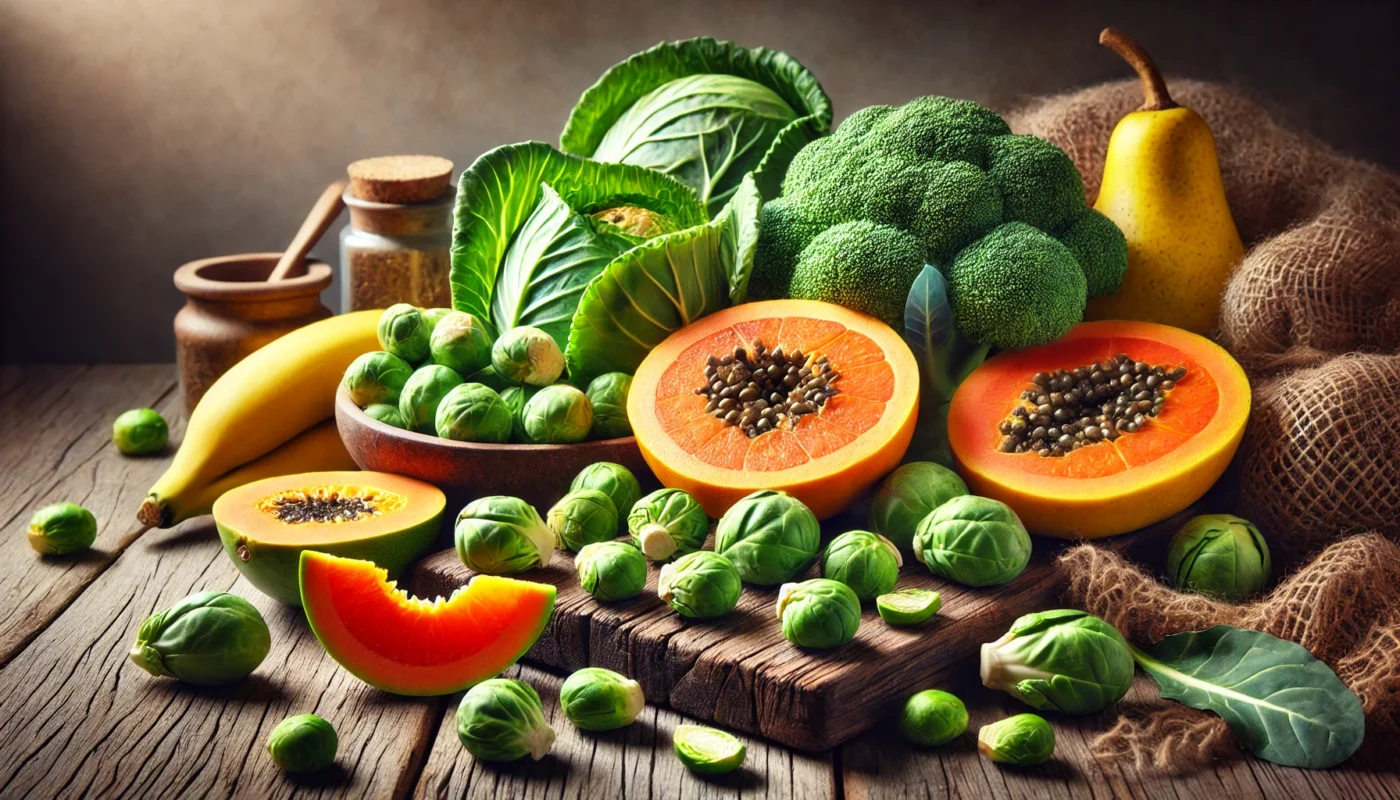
[630,299,919,519]
[949,321,1250,538]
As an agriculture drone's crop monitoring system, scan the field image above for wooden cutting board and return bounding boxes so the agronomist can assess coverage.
[407,509,1179,753]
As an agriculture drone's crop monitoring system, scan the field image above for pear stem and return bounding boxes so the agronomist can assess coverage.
[1099,27,1176,111]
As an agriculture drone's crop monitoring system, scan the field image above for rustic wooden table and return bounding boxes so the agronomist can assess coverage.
[2,364,1396,799]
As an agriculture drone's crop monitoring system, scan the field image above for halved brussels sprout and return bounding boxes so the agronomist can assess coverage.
[576,541,648,602]
[821,530,902,602]
[776,578,860,649]
[978,714,1055,766]
[499,384,540,442]
[399,364,465,434]
[430,311,494,375]
[714,490,820,586]
[560,667,646,731]
[547,489,617,552]
[913,496,1031,587]
[27,502,98,555]
[869,462,969,556]
[628,488,709,561]
[435,383,512,443]
[522,384,593,444]
[129,591,270,685]
[980,609,1133,715]
[876,588,941,626]
[343,351,413,408]
[363,403,408,429]
[658,551,741,619]
[1167,514,1271,602]
[455,496,555,574]
[673,724,747,775]
[900,689,968,747]
[267,713,338,773]
[113,408,169,455]
[585,372,633,440]
[377,303,431,364]
[492,326,565,387]
[456,678,556,762]
[570,462,642,530]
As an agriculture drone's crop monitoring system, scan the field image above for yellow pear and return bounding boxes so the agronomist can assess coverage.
[1086,28,1244,335]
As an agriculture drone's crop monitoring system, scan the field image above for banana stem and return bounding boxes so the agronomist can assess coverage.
[1100,27,1176,111]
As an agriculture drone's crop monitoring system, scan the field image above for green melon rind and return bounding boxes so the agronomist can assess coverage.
[298,551,557,696]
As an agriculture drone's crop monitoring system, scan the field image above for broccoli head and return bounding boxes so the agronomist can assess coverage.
[944,223,1086,350]
[787,221,926,329]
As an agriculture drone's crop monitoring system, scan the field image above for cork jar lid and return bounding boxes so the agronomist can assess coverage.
[347,155,454,204]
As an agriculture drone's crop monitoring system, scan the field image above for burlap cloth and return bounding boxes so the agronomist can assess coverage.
[1003,79,1400,768]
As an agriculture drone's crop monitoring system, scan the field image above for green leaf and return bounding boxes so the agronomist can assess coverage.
[565,177,762,385]
[451,141,707,326]
[561,37,832,216]
[1132,625,1365,769]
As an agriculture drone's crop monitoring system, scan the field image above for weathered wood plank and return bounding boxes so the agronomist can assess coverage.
[412,662,836,800]
[0,364,183,665]
[0,515,440,799]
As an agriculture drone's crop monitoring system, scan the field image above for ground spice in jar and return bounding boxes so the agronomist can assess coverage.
[340,155,455,311]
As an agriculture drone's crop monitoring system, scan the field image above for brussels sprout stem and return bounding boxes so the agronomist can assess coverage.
[524,723,557,761]
[1099,27,1176,112]
[129,644,168,678]
[636,524,678,561]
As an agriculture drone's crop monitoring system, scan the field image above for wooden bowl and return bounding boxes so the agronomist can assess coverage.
[335,384,654,511]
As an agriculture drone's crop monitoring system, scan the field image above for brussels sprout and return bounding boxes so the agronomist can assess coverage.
[776,578,861,649]
[714,490,820,586]
[129,591,270,685]
[913,496,1031,587]
[1167,514,1272,602]
[522,384,593,444]
[869,462,969,555]
[112,408,169,455]
[421,306,453,333]
[399,364,465,434]
[876,588,941,626]
[456,678,556,762]
[430,311,494,375]
[673,724,746,775]
[363,403,407,429]
[585,372,633,440]
[576,541,649,601]
[267,714,337,773]
[570,462,642,530]
[435,383,513,443]
[981,609,1133,714]
[26,502,97,555]
[548,489,618,552]
[455,496,555,574]
[821,530,903,602]
[978,714,1055,766]
[560,667,646,731]
[657,551,742,619]
[628,488,709,561]
[900,689,968,747]
[343,350,413,407]
[499,384,540,442]
[377,303,431,364]
[466,364,514,393]
[492,326,565,387]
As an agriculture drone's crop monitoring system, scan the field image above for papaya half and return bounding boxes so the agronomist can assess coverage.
[629,299,919,519]
[948,320,1249,538]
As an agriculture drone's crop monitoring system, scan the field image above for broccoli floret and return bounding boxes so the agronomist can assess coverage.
[788,221,925,329]
[944,222,1086,350]
[984,134,1086,233]
[751,198,829,300]
[1057,209,1129,298]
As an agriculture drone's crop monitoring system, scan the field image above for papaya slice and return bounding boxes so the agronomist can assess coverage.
[948,321,1250,538]
[300,552,554,696]
[214,471,444,605]
[630,299,919,518]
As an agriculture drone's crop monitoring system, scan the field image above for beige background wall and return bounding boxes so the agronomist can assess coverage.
[2,0,1396,362]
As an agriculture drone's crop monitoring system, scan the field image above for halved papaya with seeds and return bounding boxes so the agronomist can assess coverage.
[948,321,1250,539]
[629,299,919,519]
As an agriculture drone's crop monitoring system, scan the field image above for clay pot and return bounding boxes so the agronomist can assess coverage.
[335,385,655,512]
[174,253,333,413]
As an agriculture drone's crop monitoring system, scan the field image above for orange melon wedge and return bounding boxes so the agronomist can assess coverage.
[300,551,555,695]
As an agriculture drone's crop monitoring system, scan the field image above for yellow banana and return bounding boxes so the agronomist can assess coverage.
[140,310,380,527]
[162,420,358,527]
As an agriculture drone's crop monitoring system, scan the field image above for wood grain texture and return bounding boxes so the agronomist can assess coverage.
[413,662,835,800]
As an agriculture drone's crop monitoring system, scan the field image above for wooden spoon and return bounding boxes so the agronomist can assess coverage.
[267,180,348,282]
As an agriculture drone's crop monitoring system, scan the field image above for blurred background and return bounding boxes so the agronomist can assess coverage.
[2,0,1396,363]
